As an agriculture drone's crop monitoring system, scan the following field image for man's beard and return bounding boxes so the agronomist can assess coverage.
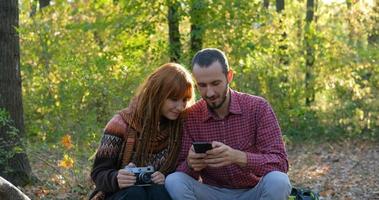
[206,84,228,110]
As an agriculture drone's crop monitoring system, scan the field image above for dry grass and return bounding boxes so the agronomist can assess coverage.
[18,139,379,199]
[288,140,379,200]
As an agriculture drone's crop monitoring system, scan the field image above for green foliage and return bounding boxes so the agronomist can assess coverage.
[15,0,379,197]
[190,0,379,141]
[18,0,378,147]
[0,109,23,175]
[19,1,170,150]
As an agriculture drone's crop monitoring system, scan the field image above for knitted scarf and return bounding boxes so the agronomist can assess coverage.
[118,107,177,174]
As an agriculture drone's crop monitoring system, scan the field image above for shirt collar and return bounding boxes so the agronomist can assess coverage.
[201,89,242,122]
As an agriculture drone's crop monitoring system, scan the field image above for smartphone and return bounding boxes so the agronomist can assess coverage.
[193,142,213,153]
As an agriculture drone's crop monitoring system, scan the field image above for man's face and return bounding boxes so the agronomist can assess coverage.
[193,61,230,109]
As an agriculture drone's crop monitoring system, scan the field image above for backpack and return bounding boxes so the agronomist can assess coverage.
[289,187,320,200]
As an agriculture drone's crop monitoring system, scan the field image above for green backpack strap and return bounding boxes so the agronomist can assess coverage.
[289,187,302,200]
[289,187,320,200]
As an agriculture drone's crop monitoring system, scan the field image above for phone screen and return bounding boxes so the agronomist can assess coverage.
[193,142,213,153]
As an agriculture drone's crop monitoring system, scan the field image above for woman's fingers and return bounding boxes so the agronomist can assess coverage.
[151,171,165,184]
[117,169,136,188]
[126,162,136,168]
[118,179,136,188]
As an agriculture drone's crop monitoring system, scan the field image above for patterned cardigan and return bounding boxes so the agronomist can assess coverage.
[89,114,129,199]
[89,112,170,199]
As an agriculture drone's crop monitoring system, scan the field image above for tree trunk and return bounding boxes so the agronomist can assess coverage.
[276,0,284,12]
[306,0,314,23]
[29,1,37,17]
[39,0,50,9]
[276,0,287,64]
[263,0,270,9]
[30,0,50,16]
[368,0,379,44]
[276,0,289,91]
[189,0,206,64]
[345,0,356,45]
[305,0,315,106]
[168,1,181,62]
[0,0,32,186]
[0,176,30,200]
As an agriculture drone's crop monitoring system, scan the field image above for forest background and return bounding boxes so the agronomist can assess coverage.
[0,0,378,199]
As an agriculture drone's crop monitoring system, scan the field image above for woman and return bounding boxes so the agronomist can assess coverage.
[90,63,195,200]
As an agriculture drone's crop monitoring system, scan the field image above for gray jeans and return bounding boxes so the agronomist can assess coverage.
[165,171,291,200]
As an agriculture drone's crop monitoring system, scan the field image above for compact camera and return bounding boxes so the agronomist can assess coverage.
[125,165,155,186]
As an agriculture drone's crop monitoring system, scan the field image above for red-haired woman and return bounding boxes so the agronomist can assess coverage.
[90,63,195,200]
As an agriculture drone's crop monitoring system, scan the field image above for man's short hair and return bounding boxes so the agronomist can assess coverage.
[191,48,229,75]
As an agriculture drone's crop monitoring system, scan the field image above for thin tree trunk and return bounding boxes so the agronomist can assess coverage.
[29,0,37,17]
[189,0,206,64]
[306,0,314,24]
[346,0,356,45]
[305,0,315,106]
[276,0,289,89]
[168,1,181,62]
[368,0,379,44]
[263,0,270,9]
[0,0,32,186]
[39,0,50,9]
[30,0,50,16]
[276,0,287,64]
[276,0,284,12]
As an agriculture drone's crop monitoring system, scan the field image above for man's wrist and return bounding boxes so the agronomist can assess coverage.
[233,149,247,167]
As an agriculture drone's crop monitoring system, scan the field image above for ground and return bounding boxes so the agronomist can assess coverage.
[288,140,379,200]
[19,139,379,199]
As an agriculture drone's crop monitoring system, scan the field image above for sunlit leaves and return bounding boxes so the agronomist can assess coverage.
[18,0,378,148]
[14,1,379,198]
[61,135,73,150]
[58,154,74,169]
[19,0,170,147]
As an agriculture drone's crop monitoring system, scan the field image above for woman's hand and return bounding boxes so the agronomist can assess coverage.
[151,171,165,185]
[117,163,137,189]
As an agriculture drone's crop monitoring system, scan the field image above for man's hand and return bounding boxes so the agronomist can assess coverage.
[151,171,165,185]
[187,146,207,171]
[204,141,247,168]
[117,162,136,189]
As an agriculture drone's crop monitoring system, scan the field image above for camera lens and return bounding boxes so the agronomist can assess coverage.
[139,172,152,183]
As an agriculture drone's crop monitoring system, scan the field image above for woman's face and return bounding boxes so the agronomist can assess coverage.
[161,97,189,120]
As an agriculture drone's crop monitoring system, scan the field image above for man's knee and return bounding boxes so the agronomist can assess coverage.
[165,172,192,194]
[165,172,196,199]
[261,171,291,197]
[166,172,180,186]
[165,172,190,189]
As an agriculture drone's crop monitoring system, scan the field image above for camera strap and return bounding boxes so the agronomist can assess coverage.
[116,122,137,169]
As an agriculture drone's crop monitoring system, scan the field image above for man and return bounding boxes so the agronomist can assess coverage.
[165,48,291,200]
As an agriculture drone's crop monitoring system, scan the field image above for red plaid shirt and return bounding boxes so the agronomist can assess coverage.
[177,89,288,189]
